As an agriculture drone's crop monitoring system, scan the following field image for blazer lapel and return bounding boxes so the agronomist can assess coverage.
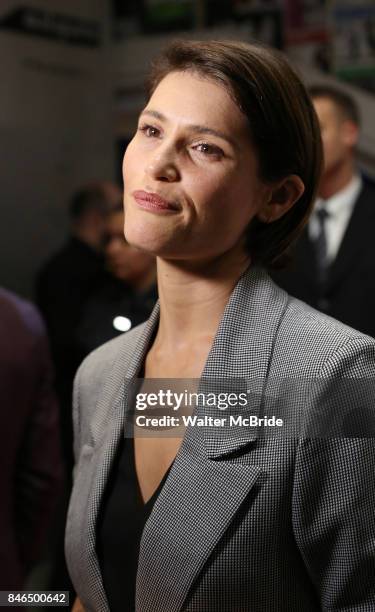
[136,443,262,612]
[199,266,289,458]
[136,266,289,612]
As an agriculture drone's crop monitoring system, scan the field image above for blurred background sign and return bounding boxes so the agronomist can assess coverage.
[111,0,282,47]
[0,6,100,46]
[331,1,375,92]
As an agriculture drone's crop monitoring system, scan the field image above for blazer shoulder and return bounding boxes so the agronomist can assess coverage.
[272,295,375,377]
[77,322,147,385]
[71,322,149,453]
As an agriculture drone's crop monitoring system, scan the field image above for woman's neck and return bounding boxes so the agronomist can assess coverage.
[154,252,251,352]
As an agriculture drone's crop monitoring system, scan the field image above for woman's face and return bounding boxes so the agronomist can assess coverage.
[123,70,270,262]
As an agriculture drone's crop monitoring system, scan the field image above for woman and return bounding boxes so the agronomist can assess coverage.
[66,41,375,611]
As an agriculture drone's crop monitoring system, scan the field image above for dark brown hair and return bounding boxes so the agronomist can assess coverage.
[146,40,323,267]
[309,84,360,126]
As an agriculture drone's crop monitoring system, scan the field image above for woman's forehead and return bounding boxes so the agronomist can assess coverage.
[145,71,247,135]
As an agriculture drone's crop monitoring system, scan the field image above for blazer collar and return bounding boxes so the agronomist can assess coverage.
[194,265,289,458]
[202,265,288,378]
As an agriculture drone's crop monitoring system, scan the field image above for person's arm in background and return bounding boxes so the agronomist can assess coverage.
[14,302,63,574]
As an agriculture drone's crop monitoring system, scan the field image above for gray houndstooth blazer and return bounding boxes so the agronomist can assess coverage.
[65,266,375,611]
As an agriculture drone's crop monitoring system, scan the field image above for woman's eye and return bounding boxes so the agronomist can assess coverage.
[194,143,223,157]
[139,124,160,138]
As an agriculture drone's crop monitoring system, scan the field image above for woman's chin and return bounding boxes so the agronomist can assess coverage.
[124,219,177,258]
[124,229,166,257]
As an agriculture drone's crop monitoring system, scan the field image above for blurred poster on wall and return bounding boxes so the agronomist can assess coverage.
[0,0,114,297]
[140,0,195,33]
[331,1,375,92]
[229,0,283,49]
[112,0,195,35]
[111,0,140,37]
[284,0,331,71]
[0,5,100,46]
[111,0,282,47]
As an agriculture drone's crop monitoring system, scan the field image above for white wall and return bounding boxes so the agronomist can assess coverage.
[0,0,115,297]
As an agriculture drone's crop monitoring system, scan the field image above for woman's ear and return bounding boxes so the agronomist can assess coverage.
[257,175,305,223]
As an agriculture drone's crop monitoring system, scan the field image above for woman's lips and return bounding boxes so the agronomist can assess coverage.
[132,190,179,213]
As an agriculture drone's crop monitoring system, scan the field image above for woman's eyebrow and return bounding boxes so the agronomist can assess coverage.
[141,109,165,122]
[140,109,237,149]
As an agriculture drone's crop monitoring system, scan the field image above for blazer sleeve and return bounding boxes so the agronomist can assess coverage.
[292,336,375,610]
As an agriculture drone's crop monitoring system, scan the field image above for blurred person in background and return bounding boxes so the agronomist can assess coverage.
[272,85,375,337]
[0,288,62,590]
[76,203,157,356]
[35,182,121,472]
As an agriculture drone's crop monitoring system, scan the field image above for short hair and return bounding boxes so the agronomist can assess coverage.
[146,40,323,267]
[69,187,108,221]
[309,84,360,126]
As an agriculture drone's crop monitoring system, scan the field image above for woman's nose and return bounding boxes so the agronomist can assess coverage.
[145,147,180,182]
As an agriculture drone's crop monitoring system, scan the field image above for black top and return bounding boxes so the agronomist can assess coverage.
[97,436,172,611]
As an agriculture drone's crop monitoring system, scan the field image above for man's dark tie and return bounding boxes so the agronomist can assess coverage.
[314,207,330,290]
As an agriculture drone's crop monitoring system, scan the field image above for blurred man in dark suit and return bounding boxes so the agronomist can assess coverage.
[272,85,375,337]
[0,288,62,590]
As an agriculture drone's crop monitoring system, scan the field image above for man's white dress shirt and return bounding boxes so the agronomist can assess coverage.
[309,174,362,264]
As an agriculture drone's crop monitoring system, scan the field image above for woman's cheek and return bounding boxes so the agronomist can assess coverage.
[187,167,228,201]
[122,145,133,183]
